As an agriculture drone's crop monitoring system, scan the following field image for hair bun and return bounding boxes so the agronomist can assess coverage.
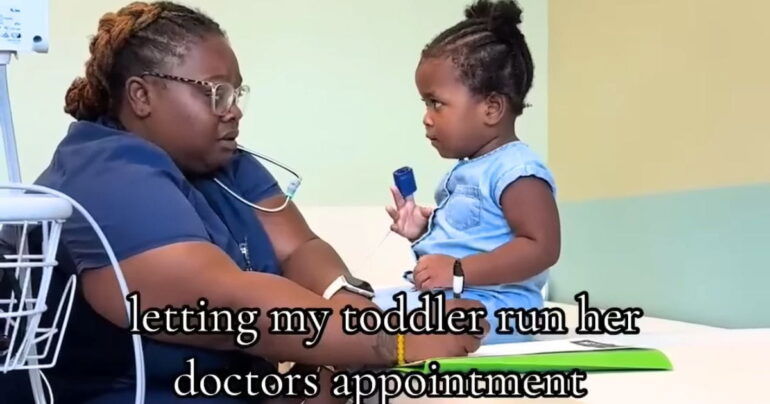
[64,77,98,120]
[465,0,523,45]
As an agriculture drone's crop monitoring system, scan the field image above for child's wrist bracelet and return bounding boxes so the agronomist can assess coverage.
[396,334,405,366]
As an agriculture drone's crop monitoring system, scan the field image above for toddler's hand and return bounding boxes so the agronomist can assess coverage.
[385,186,433,241]
[412,254,456,290]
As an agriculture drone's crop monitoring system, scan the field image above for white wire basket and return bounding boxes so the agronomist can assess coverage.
[0,192,76,374]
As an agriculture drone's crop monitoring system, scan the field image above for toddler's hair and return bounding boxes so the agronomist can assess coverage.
[422,0,534,116]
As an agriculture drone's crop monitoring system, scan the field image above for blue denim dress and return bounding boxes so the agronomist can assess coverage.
[374,141,557,345]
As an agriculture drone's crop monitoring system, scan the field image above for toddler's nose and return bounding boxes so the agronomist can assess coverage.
[422,112,434,128]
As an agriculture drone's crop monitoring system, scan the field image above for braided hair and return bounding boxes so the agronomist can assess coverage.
[64,1,224,121]
[422,0,534,116]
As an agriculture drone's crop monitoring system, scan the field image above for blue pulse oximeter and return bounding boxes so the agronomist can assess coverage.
[393,166,417,198]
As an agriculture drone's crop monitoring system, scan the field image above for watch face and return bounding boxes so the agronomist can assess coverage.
[345,275,374,293]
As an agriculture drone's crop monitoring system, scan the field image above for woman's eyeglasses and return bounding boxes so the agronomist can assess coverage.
[141,72,250,116]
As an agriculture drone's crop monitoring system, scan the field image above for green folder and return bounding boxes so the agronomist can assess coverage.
[394,342,673,373]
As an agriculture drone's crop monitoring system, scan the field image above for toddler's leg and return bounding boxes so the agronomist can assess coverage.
[373,286,425,313]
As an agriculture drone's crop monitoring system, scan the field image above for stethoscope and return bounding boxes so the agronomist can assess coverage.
[213,144,302,213]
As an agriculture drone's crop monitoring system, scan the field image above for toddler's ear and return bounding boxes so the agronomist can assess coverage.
[482,92,507,126]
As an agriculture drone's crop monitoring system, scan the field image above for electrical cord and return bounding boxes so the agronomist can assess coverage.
[0,184,145,404]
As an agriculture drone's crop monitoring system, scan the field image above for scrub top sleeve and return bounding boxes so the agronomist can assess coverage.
[59,166,211,273]
[230,151,284,203]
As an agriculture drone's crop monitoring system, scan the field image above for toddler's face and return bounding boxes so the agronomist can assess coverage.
[415,57,488,159]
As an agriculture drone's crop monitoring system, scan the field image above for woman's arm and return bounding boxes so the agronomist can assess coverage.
[253,195,372,306]
[82,241,483,366]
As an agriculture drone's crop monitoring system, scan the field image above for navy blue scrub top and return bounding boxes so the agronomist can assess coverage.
[0,118,285,402]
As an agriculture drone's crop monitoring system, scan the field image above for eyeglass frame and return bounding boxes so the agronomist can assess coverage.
[140,71,250,116]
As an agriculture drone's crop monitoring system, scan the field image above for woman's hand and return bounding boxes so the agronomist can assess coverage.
[385,186,434,241]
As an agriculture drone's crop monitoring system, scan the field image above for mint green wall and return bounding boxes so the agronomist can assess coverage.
[2,0,548,206]
[550,183,770,329]
[3,1,768,331]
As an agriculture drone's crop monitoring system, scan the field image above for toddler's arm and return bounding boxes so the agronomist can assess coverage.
[461,176,560,285]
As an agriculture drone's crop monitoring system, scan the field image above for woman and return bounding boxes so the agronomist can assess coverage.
[0,2,486,402]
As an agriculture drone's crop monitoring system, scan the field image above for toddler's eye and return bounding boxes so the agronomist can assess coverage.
[423,99,444,110]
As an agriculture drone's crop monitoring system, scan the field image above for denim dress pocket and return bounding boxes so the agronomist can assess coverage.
[443,184,481,231]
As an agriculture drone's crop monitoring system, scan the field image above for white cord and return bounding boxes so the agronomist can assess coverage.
[214,144,303,213]
[213,177,298,213]
[0,184,145,404]
[38,369,54,404]
[236,144,302,180]
[360,229,392,276]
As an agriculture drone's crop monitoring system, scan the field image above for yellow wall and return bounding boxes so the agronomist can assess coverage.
[550,0,770,202]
